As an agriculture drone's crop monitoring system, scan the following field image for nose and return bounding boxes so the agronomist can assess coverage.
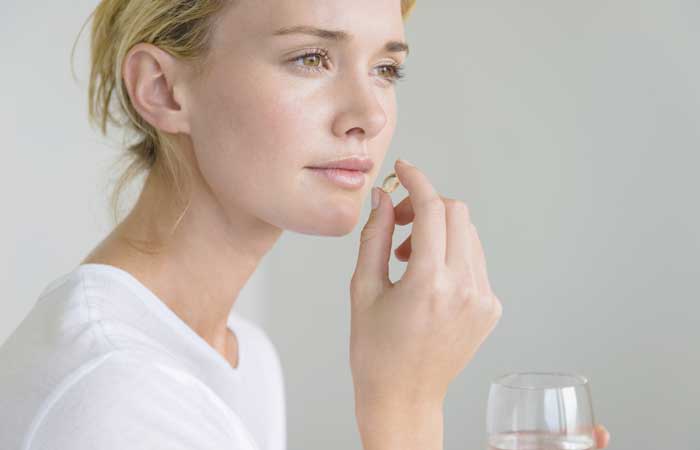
[331,71,389,142]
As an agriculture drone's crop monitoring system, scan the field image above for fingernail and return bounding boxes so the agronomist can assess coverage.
[397,158,414,167]
[371,187,380,209]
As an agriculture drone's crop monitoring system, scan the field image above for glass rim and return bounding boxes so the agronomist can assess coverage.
[491,371,589,390]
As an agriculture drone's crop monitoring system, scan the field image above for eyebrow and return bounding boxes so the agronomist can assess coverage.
[272,25,410,56]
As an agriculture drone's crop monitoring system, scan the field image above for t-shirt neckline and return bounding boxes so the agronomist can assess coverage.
[72,262,244,375]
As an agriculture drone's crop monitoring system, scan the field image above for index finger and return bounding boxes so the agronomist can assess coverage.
[394,193,451,226]
[392,159,446,273]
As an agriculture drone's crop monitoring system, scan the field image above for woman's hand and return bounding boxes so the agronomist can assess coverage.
[390,172,612,450]
[350,159,502,409]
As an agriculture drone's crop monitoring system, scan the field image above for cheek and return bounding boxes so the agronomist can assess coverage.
[193,67,319,167]
[185,69,330,220]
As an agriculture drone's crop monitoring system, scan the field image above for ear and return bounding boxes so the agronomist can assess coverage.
[122,42,191,135]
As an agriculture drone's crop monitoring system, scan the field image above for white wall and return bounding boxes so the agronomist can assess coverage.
[3,2,699,450]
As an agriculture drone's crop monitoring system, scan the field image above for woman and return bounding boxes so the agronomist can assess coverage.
[0,1,610,449]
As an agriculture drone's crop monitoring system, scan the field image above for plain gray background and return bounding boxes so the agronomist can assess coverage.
[2,1,698,449]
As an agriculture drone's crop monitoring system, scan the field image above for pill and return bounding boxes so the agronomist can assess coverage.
[381,172,401,193]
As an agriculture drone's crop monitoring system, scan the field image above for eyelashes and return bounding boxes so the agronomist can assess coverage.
[289,48,406,85]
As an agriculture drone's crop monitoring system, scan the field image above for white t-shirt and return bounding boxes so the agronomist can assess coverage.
[0,263,286,450]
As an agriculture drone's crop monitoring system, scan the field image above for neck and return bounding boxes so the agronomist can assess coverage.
[82,161,283,351]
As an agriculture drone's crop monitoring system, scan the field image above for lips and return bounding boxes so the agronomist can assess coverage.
[307,167,367,189]
[307,156,373,173]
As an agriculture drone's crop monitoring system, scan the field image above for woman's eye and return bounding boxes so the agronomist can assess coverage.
[376,64,406,84]
[298,54,323,69]
[289,50,407,84]
[290,50,329,72]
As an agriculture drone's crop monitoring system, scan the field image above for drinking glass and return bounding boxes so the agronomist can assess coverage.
[486,372,597,450]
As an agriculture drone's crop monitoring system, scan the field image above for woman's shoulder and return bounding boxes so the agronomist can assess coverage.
[0,264,167,365]
[0,266,187,431]
[22,350,260,450]
[0,265,274,450]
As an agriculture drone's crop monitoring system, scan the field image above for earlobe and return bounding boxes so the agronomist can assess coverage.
[122,43,190,135]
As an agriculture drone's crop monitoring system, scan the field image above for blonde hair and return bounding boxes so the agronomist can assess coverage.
[72,0,417,233]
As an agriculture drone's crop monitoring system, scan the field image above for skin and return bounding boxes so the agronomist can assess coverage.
[81,0,611,445]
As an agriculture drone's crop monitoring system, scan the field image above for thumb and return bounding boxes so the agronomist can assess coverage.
[351,187,395,303]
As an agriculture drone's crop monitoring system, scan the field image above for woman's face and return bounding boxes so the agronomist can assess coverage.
[182,0,408,236]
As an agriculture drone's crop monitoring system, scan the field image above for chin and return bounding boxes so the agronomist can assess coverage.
[285,205,360,237]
